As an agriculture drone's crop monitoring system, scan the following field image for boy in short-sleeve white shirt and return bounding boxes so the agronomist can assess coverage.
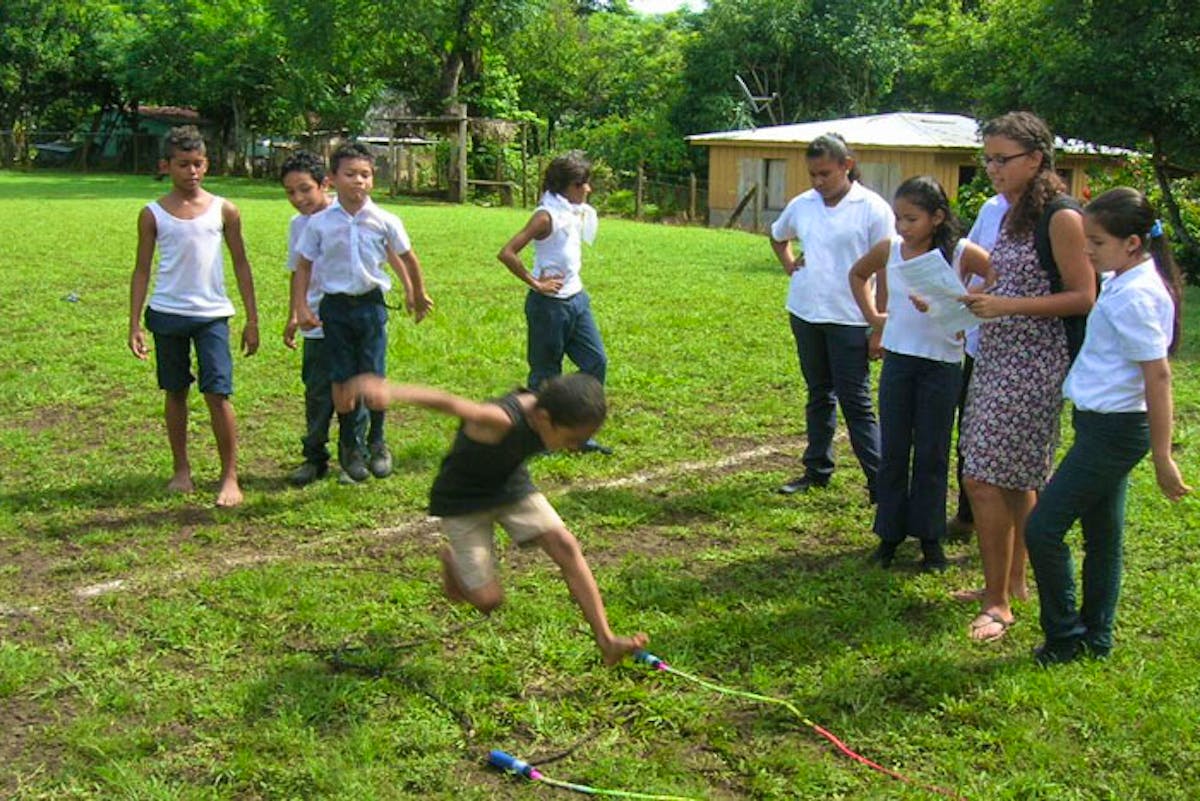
[297,199,412,297]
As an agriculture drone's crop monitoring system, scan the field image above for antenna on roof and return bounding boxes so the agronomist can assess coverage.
[735,74,779,128]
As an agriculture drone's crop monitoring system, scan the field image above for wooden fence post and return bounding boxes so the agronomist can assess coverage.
[635,162,645,220]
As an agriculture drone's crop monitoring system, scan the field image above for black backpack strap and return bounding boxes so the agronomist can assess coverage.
[1034,195,1083,292]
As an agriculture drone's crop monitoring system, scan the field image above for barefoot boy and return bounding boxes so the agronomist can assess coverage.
[128,125,259,507]
[351,372,648,665]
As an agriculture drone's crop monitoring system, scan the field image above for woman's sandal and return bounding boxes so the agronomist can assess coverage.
[969,611,1014,643]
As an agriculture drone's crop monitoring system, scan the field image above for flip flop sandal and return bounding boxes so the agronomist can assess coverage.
[969,611,1014,643]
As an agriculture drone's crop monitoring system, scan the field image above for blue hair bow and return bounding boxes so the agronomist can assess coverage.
[1149,219,1164,238]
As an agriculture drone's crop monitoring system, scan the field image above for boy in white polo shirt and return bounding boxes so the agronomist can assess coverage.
[280,150,367,486]
[128,125,259,507]
[291,142,433,482]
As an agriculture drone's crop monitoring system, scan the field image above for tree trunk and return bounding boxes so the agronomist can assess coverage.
[1150,132,1196,251]
[1149,133,1198,283]
[440,52,465,115]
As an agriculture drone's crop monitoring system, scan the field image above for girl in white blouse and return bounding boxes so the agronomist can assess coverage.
[1025,186,1190,665]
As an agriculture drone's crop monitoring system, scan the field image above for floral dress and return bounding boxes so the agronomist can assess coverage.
[961,228,1069,490]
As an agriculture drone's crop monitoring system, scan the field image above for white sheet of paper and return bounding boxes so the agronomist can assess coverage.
[898,249,985,336]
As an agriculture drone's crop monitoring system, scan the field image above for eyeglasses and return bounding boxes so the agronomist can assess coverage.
[980,150,1033,167]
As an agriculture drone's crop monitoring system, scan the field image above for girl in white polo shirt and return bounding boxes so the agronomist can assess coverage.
[769,133,894,498]
[1025,187,1190,665]
[849,177,992,570]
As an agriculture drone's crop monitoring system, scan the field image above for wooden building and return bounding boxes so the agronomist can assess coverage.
[687,112,1126,231]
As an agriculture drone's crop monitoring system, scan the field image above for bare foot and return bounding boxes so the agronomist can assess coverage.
[215,478,243,507]
[438,545,468,604]
[1011,585,1029,602]
[166,471,194,494]
[951,587,984,603]
[599,632,650,666]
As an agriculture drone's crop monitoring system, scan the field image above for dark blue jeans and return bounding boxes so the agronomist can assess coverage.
[525,290,607,390]
[1025,409,1149,656]
[874,352,961,543]
[300,337,367,465]
[788,315,880,489]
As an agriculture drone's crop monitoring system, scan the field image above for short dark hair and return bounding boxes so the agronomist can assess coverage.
[535,373,606,428]
[162,125,205,160]
[542,151,591,195]
[805,133,861,182]
[330,142,374,174]
[280,150,326,184]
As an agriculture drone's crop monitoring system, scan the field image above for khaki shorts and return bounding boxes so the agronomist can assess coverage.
[441,493,564,590]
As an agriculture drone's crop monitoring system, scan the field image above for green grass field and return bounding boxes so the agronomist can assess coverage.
[1,170,1198,800]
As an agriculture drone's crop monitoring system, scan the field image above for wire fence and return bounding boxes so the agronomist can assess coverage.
[1,129,711,225]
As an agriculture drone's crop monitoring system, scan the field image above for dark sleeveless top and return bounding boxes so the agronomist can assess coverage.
[429,390,546,516]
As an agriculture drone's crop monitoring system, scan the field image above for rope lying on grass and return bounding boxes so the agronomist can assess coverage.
[489,649,965,799]
[488,749,701,800]
[632,650,966,800]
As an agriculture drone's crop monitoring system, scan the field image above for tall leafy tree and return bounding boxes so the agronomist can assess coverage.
[673,0,912,136]
[910,0,1200,264]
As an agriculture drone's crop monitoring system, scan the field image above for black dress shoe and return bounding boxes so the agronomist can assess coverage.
[777,475,829,495]
[1033,639,1084,666]
[919,539,948,572]
[580,438,613,455]
[869,540,899,568]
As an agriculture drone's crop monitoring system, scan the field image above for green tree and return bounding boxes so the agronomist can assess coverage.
[503,1,692,172]
[909,0,1200,273]
[673,0,912,136]
[0,1,129,145]
[117,0,288,169]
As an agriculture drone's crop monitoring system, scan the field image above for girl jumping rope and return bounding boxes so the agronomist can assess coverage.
[1024,186,1190,665]
[849,176,991,570]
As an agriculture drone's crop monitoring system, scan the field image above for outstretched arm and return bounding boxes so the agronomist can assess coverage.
[222,201,259,356]
[349,375,514,438]
[498,211,560,293]
[129,207,157,359]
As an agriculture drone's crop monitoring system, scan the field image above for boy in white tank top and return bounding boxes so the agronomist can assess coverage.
[128,125,259,507]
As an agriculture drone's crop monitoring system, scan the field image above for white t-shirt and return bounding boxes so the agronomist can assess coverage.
[1064,259,1174,413]
[771,181,894,325]
[963,194,1009,357]
[146,196,236,318]
[881,237,968,364]
[298,198,412,296]
[287,212,324,340]
[532,191,597,299]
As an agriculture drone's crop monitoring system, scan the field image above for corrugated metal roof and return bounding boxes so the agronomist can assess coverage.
[687,112,1129,156]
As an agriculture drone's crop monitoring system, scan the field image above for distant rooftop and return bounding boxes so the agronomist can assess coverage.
[137,105,204,123]
[687,112,1130,156]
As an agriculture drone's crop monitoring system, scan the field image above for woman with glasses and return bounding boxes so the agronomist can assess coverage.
[955,112,1096,643]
